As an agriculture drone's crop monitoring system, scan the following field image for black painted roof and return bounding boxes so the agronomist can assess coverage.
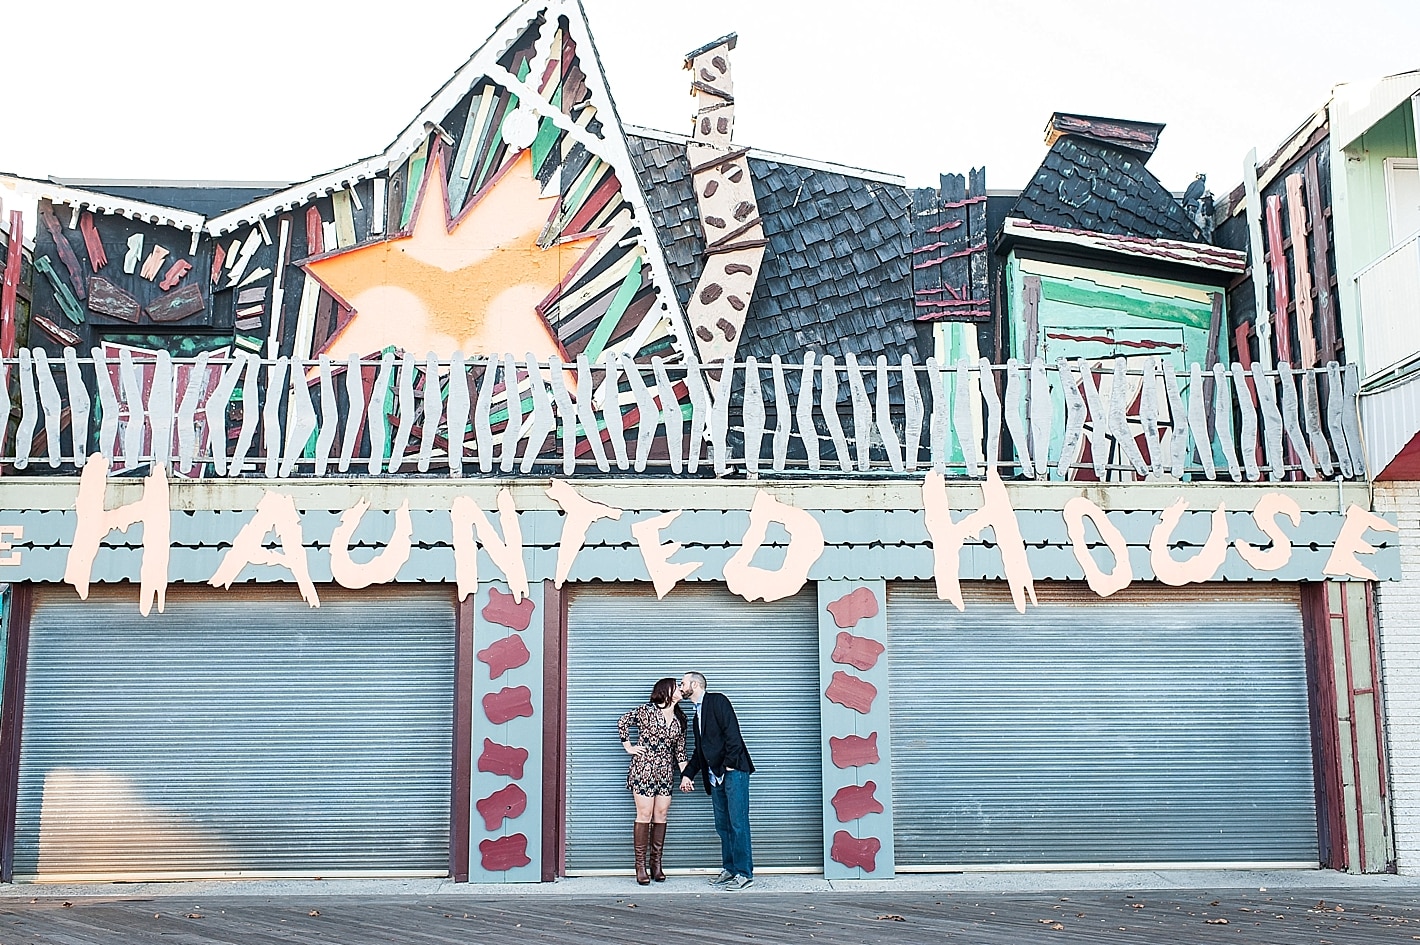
[1008,136,1202,243]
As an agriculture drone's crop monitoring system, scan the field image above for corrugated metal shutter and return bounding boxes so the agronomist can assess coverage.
[888,582,1318,868]
[16,584,456,881]
[565,583,822,873]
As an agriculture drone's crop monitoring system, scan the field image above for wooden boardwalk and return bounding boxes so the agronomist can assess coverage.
[1,887,1419,945]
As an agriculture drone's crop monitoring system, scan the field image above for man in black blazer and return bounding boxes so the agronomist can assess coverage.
[679,671,755,888]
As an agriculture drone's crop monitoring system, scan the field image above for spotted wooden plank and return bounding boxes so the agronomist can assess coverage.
[1341,363,1364,478]
[476,355,499,474]
[743,356,765,475]
[771,354,792,472]
[365,351,395,475]
[418,354,444,474]
[547,356,578,475]
[1302,368,1333,478]
[683,358,711,474]
[1231,362,1261,481]
[1056,359,1084,478]
[844,353,873,472]
[227,356,261,476]
[875,356,904,473]
[901,355,923,472]
[928,357,948,474]
[261,358,290,478]
[1251,363,1285,481]
[32,349,63,468]
[600,357,629,471]
[447,355,470,477]
[1187,363,1216,480]
[651,357,684,474]
[388,351,418,474]
[574,354,610,473]
[797,352,821,471]
[1326,362,1354,478]
[314,355,338,476]
[522,357,556,474]
[1110,358,1148,476]
[501,357,524,474]
[1139,358,1162,475]
[1161,362,1187,479]
[63,347,91,467]
[117,347,144,470]
[1027,360,1050,480]
[204,352,242,475]
[1003,359,1031,478]
[339,355,366,474]
[1076,359,1107,479]
[710,362,734,476]
[978,358,1002,478]
[281,361,317,478]
[821,355,853,473]
[954,359,980,476]
[1213,363,1242,482]
[1278,364,1316,479]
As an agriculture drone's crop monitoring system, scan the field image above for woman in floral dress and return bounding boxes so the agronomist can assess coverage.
[619,677,689,884]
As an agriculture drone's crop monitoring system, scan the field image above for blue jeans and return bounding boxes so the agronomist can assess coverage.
[710,769,753,878]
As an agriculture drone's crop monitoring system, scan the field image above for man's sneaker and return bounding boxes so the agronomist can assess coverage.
[709,870,735,886]
[732,874,754,889]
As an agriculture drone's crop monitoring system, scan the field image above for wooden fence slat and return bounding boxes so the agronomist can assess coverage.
[796,352,820,471]
[148,351,176,471]
[821,355,853,473]
[602,357,629,471]
[63,347,91,467]
[204,351,241,475]
[1187,363,1216,480]
[620,355,657,472]
[1231,362,1261,481]
[1140,358,1162,474]
[389,351,417,474]
[1302,368,1333,477]
[365,350,395,475]
[0,360,11,462]
[575,354,610,473]
[1028,359,1051,480]
[1278,364,1316,479]
[928,356,948,474]
[743,357,765,475]
[954,359,981,476]
[32,350,63,468]
[418,353,444,473]
[339,354,365,474]
[548,355,578,475]
[1342,363,1364,477]
[501,355,524,474]
[118,347,144,470]
[1252,362,1285,481]
[314,356,338,476]
[1213,363,1242,482]
[875,355,904,473]
[684,359,711,474]
[901,354,923,472]
[711,362,734,476]
[652,357,684,474]
[261,358,289,478]
[1326,362,1354,478]
[227,355,260,476]
[1076,359,1107,479]
[447,355,471,477]
[1161,361,1187,479]
[1057,359,1084,478]
[1003,358,1031,478]
[1110,357,1148,476]
[523,356,556,474]
[979,358,1002,478]
[771,354,792,472]
[844,352,873,472]
[175,357,201,473]
[281,361,317,478]
[476,354,498,473]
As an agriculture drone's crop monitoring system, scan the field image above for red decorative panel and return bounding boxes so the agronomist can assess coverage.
[830,781,884,823]
[829,733,879,769]
[830,831,881,872]
[477,633,531,680]
[482,685,535,724]
[478,738,529,778]
[483,586,536,631]
[825,670,877,714]
[479,834,532,872]
[827,586,879,628]
[831,631,885,671]
[475,783,528,831]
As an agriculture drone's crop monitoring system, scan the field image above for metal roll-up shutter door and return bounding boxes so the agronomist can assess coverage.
[888,582,1318,868]
[565,583,822,873]
[16,584,456,881]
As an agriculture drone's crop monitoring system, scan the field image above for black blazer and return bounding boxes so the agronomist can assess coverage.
[682,691,755,794]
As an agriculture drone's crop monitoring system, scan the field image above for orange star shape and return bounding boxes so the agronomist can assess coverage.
[306,147,596,362]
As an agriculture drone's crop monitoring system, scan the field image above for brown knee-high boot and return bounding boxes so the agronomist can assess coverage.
[633,822,651,885]
[649,822,668,882]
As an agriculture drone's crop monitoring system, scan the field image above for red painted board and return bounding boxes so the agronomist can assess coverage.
[477,633,531,680]
[475,783,528,831]
[306,206,324,255]
[1264,194,1293,365]
[831,631,885,672]
[210,243,226,286]
[478,738,529,779]
[825,670,877,714]
[479,834,532,872]
[159,259,192,291]
[145,283,205,323]
[79,212,108,270]
[1,210,21,358]
[827,586,879,629]
[483,686,535,724]
[483,587,535,631]
[829,732,879,769]
[830,831,880,872]
[32,315,82,347]
[87,277,141,322]
[831,780,884,823]
[38,202,85,299]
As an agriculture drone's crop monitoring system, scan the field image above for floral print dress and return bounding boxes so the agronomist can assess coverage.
[618,702,688,796]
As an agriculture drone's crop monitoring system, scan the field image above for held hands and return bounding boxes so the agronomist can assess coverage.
[679,776,694,792]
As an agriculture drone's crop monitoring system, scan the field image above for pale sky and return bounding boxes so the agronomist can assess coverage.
[1,0,1418,198]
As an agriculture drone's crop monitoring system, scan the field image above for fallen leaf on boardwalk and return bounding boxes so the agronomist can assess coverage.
[1038,920,1064,930]
[1205,918,1228,925]
[875,914,906,922]
[1210,900,1219,906]
[309,910,321,917]
[61,902,73,908]
[1131,903,1145,909]
[186,913,204,919]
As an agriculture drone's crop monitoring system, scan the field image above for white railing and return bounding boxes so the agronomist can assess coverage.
[0,348,1364,482]
[1359,231,1420,380]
